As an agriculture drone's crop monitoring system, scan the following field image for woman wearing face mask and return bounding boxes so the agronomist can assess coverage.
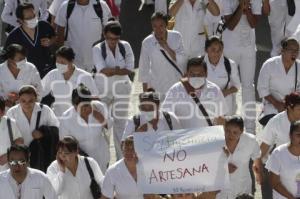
[162,57,227,129]
[42,46,99,116]
[0,44,43,108]
[4,3,56,78]
[122,88,181,141]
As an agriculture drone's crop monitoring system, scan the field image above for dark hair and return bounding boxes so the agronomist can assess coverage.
[123,135,134,148]
[205,35,224,50]
[281,37,299,49]
[151,11,168,25]
[1,44,27,61]
[18,85,37,98]
[16,3,35,20]
[56,46,75,62]
[290,120,300,136]
[225,115,244,131]
[57,136,79,152]
[285,92,300,109]
[7,144,30,162]
[139,88,160,105]
[72,83,92,106]
[187,56,207,72]
[103,18,122,36]
[0,96,5,112]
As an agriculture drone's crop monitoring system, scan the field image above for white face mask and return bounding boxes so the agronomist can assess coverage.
[16,59,27,69]
[140,111,156,122]
[188,77,206,89]
[25,17,38,29]
[56,63,69,74]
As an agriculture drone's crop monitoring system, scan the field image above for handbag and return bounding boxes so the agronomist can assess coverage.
[84,157,102,199]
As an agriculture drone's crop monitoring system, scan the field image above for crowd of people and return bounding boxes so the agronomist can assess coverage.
[0,0,300,198]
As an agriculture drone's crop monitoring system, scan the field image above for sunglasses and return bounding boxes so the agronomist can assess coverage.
[8,160,27,166]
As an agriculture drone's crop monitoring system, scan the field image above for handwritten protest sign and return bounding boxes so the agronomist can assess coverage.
[134,126,230,194]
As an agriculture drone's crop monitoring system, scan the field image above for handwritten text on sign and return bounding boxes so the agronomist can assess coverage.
[134,126,229,194]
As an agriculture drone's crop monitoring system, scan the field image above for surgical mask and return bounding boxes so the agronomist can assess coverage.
[188,77,206,89]
[16,59,27,69]
[25,17,38,29]
[56,63,68,74]
[140,111,156,122]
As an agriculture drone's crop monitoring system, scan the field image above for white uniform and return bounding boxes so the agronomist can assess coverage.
[42,67,99,116]
[59,101,112,173]
[93,40,134,160]
[155,0,167,13]
[0,61,43,101]
[257,56,300,116]
[122,111,182,140]
[6,103,59,146]
[47,156,103,199]
[0,116,22,172]
[205,54,240,115]
[1,0,48,27]
[161,80,227,129]
[217,133,260,198]
[204,0,223,36]
[55,0,111,72]
[292,25,300,58]
[48,0,67,17]
[222,0,261,134]
[102,159,143,199]
[171,0,209,57]
[0,168,58,199]
[266,144,300,199]
[138,31,186,96]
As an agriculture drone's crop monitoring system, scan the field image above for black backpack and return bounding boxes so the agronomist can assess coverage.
[223,56,231,89]
[65,0,103,40]
[100,41,126,60]
[133,112,173,131]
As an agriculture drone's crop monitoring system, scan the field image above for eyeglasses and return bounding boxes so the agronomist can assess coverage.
[8,160,27,166]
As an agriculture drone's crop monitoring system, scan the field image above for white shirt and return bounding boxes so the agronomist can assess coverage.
[266,144,300,199]
[0,61,43,101]
[122,111,182,141]
[0,168,58,199]
[42,67,99,116]
[1,0,48,27]
[0,116,22,172]
[258,111,290,147]
[59,101,112,173]
[47,156,103,199]
[48,0,67,16]
[217,133,260,198]
[257,56,300,115]
[292,25,300,58]
[138,31,186,94]
[161,80,227,129]
[222,0,262,49]
[102,159,143,199]
[6,103,59,146]
[55,0,111,72]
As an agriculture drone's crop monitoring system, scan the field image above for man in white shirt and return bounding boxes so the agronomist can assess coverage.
[0,97,23,172]
[139,11,186,99]
[222,0,262,134]
[55,0,112,72]
[0,145,58,199]
[161,56,227,129]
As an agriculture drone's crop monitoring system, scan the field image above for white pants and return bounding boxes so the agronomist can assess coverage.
[224,46,256,134]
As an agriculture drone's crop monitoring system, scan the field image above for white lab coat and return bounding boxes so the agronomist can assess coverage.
[171,0,209,57]
[59,101,112,173]
[42,67,99,116]
[217,133,260,198]
[1,0,48,27]
[47,156,103,199]
[102,159,143,199]
[257,56,300,116]
[0,168,58,199]
[138,31,186,95]
[205,54,240,115]
[55,0,111,72]
[6,103,59,146]
[0,61,43,101]
[266,144,300,199]
[122,110,182,141]
[161,80,228,129]
[0,116,22,172]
